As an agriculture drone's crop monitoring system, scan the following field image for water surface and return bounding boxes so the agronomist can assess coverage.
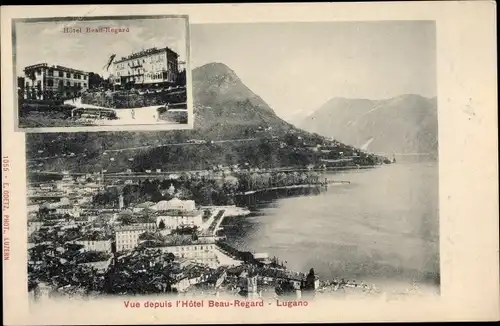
[225,162,439,292]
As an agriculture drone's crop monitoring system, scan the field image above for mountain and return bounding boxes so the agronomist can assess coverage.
[297,94,438,157]
[193,62,275,114]
[26,63,365,174]
[192,62,292,136]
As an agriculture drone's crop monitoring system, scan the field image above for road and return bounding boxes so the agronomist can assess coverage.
[373,153,434,156]
[65,98,182,125]
[27,137,260,163]
[103,138,258,153]
[103,106,169,125]
[28,164,365,178]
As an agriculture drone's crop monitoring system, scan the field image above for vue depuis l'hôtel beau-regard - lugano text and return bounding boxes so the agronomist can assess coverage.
[124,299,310,309]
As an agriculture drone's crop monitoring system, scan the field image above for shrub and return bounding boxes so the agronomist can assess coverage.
[81,89,187,109]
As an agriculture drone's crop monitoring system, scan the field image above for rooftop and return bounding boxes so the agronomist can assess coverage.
[114,46,179,64]
[116,224,152,232]
[75,232,113,241]
[135,201,155,209]
[154,210,201,217]
[74,251,112,264]
[139,234,215,247]
[24,63,88,75]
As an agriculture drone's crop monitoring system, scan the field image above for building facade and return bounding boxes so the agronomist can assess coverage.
[23,63,89,100]
[54,205,81,218]
[156,210,203,230]
[111,47,179,88]
[155,242,218,268]
[115,225,154,252]
[153,198,202,230]
[73,238,113,253]
[28,221,43,235]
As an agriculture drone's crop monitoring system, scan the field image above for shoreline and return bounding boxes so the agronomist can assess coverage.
[236,181,351,196]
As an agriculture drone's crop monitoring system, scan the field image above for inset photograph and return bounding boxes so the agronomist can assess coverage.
[13,15,191,131]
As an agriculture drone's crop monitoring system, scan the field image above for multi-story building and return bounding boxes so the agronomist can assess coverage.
[111,46,179,88]
[27,204,40,213]
[28,221,43,235]
[144,235,218,268]
[115,224,155,252]
[152,198,203,230]
[55,205,81,218]
[23,63,89,100]
[155,210,203,230]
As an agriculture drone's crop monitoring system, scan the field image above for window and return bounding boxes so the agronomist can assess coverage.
[59,71,63,77]
[66,72,71,78]
[47,80,54,86]
[48,70,53,76]
[67,81,70,87]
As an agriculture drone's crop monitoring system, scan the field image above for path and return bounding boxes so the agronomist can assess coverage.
[213,247,242,267]
[65,98,180,125]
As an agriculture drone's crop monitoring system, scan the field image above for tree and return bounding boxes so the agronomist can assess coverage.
[117,214,134,225]
[175,69,186,87]
[275,280,296,296]
[158,220,166,230]
[304,268,316,291]
[165,253,175,261]
[88,72,104,90]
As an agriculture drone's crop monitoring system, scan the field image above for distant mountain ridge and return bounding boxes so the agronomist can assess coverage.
[297,94,438,156]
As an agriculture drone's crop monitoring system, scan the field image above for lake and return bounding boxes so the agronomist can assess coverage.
[225,162,440,293]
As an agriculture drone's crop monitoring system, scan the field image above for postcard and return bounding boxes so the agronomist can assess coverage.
[12,15,193,132]
[1,2,498,325]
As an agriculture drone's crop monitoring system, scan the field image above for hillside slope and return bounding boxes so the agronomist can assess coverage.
[192,62,292,135]
[297,94,438,156]
[26,63,367,173]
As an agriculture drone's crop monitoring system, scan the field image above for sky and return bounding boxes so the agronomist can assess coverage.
[190,21,437,121]
[14,17,187,79]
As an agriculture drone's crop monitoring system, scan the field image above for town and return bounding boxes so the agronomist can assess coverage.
[27,145,387,301]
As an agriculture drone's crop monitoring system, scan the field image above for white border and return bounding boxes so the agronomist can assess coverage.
[1,2,498,324]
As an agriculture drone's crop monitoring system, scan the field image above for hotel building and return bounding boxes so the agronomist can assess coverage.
[111,46,179,88]
[23,63,89,100]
